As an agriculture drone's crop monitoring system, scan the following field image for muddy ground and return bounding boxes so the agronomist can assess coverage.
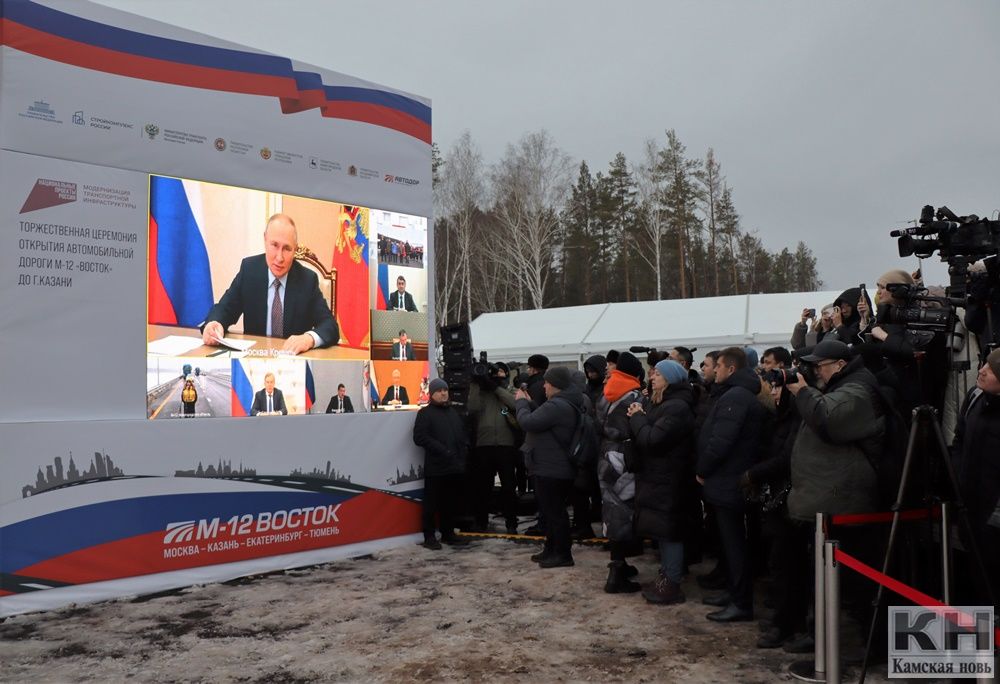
[2,535,895,683]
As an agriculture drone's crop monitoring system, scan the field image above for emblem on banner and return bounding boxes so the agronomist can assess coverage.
[259,147,272,160]
[72,111,85,126]
[143,124,160,140]
[348,165,358,176]
[214,138,227,152]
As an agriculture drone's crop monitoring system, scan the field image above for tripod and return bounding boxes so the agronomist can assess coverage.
[858,403,997,683]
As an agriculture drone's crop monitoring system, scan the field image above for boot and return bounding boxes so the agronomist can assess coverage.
[642,572,686,605]
[623,562,639,578]
[531,541,554,563]
[604,561,641,594]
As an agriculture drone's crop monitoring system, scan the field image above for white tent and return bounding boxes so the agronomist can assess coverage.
[469,290,845,365]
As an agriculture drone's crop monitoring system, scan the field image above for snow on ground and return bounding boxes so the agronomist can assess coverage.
[2,537,893,683]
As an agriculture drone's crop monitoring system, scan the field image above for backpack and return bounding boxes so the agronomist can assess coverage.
[567,404,600,469]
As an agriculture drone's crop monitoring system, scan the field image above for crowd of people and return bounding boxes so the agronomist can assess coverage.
[411,265,1000,656]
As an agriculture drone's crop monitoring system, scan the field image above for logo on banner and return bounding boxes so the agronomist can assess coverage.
[164,521,197,544]
[384,174,420,186]
[144,124,160,140]
[214,138,227,152]
[889,606,995,678]
[259,147,272,160]
[19,99,62,124]
[348,165,358,177]
[20,179,78,214]
[309,157,319,170]
[72,110,85,126]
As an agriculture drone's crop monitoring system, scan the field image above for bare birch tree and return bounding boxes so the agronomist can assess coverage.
[634,139,669,299]
[439,131,486,323]
[491,131,573,309]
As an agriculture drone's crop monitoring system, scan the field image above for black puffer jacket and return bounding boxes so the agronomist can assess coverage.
[412,402,468,476]
[629,384,696,541]
[583,355,607,408]
[696,368,770,510]
[748,388,799,492]
[516,388,583,481]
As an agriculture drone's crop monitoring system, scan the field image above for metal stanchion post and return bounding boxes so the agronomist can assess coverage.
[940,502,951,606]
[790,513,827,682]
[825,540,841,684]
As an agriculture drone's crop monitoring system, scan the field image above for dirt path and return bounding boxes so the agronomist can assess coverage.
[1,537,891,683]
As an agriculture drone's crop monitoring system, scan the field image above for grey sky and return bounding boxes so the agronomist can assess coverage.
[96,0,1000,291]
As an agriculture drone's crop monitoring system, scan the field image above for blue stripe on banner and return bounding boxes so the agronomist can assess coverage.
[305,361,315,407]
[231,359,254,416]
[0,490,353,573]
[293,70,325,91]
[377,262,390,308]
[6,0,291,76]
[324,85,432,126]
[149,177,214,328]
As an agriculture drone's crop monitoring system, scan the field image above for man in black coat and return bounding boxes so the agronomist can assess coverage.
[952,349,1000,610]
[582,354,607,408]
[523,354,550,406]
[696,346,769,622]
[412,378,468,549]
[201,214,339,354]
[325,384,354,414]
[251,373,287,415]
[392,330,416,361]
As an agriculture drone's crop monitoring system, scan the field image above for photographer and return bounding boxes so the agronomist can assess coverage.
[467,361,520,535]
[791,305,837,351]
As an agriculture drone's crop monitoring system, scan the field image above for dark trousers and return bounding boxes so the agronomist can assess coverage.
[715,505,753,611]
[764,508,807,634]
[473,445,519,527]
[422,474,462,540]
[535,476,572,558]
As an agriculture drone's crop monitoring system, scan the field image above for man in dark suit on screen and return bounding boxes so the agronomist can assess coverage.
[201,214,339,355]
[251,373,287,415]
[382,369,410,406]
[392,329,415,361]
[386,275,418,312]
[325,384,355,414]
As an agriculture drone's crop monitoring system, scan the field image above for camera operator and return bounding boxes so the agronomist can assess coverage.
[784,339,886,650]
[965,256,1000,361]
[467,361,521,535]
[951,348,1000,610]
[868,269,948,414]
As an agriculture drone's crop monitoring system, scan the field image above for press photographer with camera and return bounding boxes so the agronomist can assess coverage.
[467,358,521,535]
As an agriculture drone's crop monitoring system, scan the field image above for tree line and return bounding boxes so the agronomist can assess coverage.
[432,129,821,326]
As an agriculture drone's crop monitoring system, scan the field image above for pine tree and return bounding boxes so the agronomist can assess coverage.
[657,130,704,299]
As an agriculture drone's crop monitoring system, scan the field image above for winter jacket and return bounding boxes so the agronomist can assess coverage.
[696,367,770,510]
[787,356,884,521]
[524,372,547,406]
[952,387,1000,528]
[596,387,642,541]
[412,402,468,476]
[516,388,583,481]
[629,384,696,541]
[467,381,518,448]
[791,321,839,351]
[583,355,607,409]
[833,287,866,345]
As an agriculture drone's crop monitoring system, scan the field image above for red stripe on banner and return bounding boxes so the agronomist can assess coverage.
[833,548,1000,648]
[0,20,432,143]
[0,590,14,597]
[147,214,177,325]
[16,491,420,585]
[830,507,939,527]
[231,387,247,417]
[1,20,297,98]
[320,101,432,145]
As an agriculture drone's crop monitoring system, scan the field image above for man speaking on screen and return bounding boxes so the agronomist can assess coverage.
[201,214,339,354]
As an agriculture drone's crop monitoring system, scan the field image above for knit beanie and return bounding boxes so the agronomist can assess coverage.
[428,378,448,394]
[527,354,550,371]
[988,348,1000,382]
[655,359,689,386]
[615,351,643,380]
[544,365,573,390]
[878,269,915,287]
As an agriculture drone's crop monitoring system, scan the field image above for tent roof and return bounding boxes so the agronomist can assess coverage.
[470,290,844,363]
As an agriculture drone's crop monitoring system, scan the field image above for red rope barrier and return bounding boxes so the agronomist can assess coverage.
[830,507,939,527]
[833,547,1000,648]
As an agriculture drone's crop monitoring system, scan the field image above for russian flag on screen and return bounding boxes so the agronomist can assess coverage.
[364,361,379,411]
[305,361,315,412]
[376,263,389,310]
[231,360,253,417]
[148,177,214,327]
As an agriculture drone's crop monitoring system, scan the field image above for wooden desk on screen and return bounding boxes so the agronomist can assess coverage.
[147,325,370,360]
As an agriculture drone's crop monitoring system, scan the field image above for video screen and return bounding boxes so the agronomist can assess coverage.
[145,175,429,419]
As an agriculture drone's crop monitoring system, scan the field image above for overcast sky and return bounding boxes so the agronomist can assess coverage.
[96,0,1000,292]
